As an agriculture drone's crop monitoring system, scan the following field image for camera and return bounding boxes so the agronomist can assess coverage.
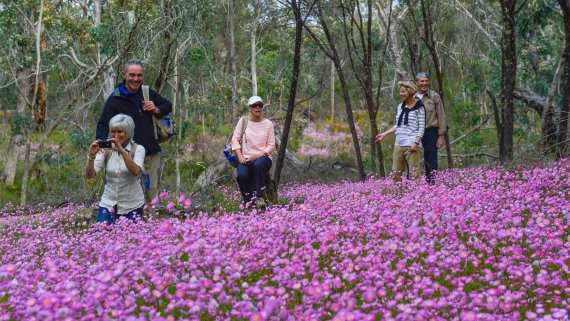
[98,140,113,148]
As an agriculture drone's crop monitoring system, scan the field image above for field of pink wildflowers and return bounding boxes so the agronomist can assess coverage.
[1,161,569,321]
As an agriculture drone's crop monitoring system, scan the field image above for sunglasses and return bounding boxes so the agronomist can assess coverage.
[249,103,264,109]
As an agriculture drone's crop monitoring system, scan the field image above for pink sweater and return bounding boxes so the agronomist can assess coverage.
[231,117,276,160]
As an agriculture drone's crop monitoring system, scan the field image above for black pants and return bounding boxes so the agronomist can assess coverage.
[422,127,439,184]
[236,156,272,204]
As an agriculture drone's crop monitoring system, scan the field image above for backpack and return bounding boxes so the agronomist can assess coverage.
[223,116,248,167]
[142,85,175,143]
[103,142,150,190]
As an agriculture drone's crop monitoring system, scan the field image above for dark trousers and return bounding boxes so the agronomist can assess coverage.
[422,127,439,184]
[236,156,272,204]
[97,205,144,225]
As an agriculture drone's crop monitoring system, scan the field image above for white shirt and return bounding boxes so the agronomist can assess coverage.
[93,141,146,214]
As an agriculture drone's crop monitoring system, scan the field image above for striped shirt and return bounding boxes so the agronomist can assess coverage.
[232,117,276,160]
[392,101,426,148]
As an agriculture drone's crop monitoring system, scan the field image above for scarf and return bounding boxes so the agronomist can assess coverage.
[119,81,143,112]
[397,100,424,127]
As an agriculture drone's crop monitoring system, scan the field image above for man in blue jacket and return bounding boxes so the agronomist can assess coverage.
[96,59,172,203]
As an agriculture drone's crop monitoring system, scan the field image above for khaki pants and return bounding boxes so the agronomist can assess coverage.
[392,146,422,182]
[144,153,161,203]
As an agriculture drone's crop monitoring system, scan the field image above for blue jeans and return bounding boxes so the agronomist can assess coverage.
[236,156,272,204]
[422,127,439,184]
[97,206,144,224]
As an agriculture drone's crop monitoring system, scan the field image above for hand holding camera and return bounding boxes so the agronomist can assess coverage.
[98,140,113,149]
[88,139,114,160]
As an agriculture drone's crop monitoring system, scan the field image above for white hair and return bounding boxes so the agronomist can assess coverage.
[123,59,144,73]
[109,114,135,139]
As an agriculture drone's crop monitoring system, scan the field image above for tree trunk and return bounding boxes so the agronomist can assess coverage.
[153,0,174,92]
[336,65,366,180]
[306,0,365,180]
[499,0,517,163]
[94,0,116,98]
[487,89,503,149]
[228,0,238,120]
[342,0,384,176]
[4,68,31,187]
[173,48,181,192]
[543,49,564,154]
[20,140,32,206]
[21,0,45,206]
[274,0,303,189]
[377,1,409,79]
[557,0,570,157]
[419,0,453,168]
[251,3,260,96]
[330,59,335,120]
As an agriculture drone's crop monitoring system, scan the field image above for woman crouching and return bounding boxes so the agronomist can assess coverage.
[85,114,146,223]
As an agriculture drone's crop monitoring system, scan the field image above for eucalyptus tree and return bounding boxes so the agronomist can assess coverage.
[497,0,520,162]
[339,0,389,176]
[228,0,239,119]
[556,0,570,156]
[273,0,308,188]
[418,0,453,167]
[302,0,366,180]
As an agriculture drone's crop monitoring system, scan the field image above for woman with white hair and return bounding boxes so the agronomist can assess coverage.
[85,114,146,223]
[375,81,425,182]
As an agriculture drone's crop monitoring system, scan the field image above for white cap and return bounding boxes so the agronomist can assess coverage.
[248,96,263,106]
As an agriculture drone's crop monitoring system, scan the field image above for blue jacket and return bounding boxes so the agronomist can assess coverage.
[96,83,172,155]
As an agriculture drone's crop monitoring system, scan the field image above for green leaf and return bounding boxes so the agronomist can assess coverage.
[0,293,9,303]
[167,284,176,295]
[180,253,189,262]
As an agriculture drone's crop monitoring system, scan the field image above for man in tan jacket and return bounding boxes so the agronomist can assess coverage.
[415,72,447,184]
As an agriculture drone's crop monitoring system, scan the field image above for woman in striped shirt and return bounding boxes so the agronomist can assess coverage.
[231,96,276,208]
[375,81,425,181]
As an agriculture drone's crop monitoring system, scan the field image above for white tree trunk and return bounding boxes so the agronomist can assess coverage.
[376,0,409,79]
[3,67,30,186]
[173,48,181,192]
[229,0,238,119]
[3,139,20,187]
[251,3,260,96]
[94,0,115,98]
[21,0,45,206]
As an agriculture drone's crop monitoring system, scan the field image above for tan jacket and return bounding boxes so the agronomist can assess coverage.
[416,90,447,136]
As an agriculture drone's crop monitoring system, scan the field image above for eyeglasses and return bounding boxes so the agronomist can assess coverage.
[249,103,263,109]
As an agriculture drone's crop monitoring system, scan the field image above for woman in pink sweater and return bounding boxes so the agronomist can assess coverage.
[231,96,276,207]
